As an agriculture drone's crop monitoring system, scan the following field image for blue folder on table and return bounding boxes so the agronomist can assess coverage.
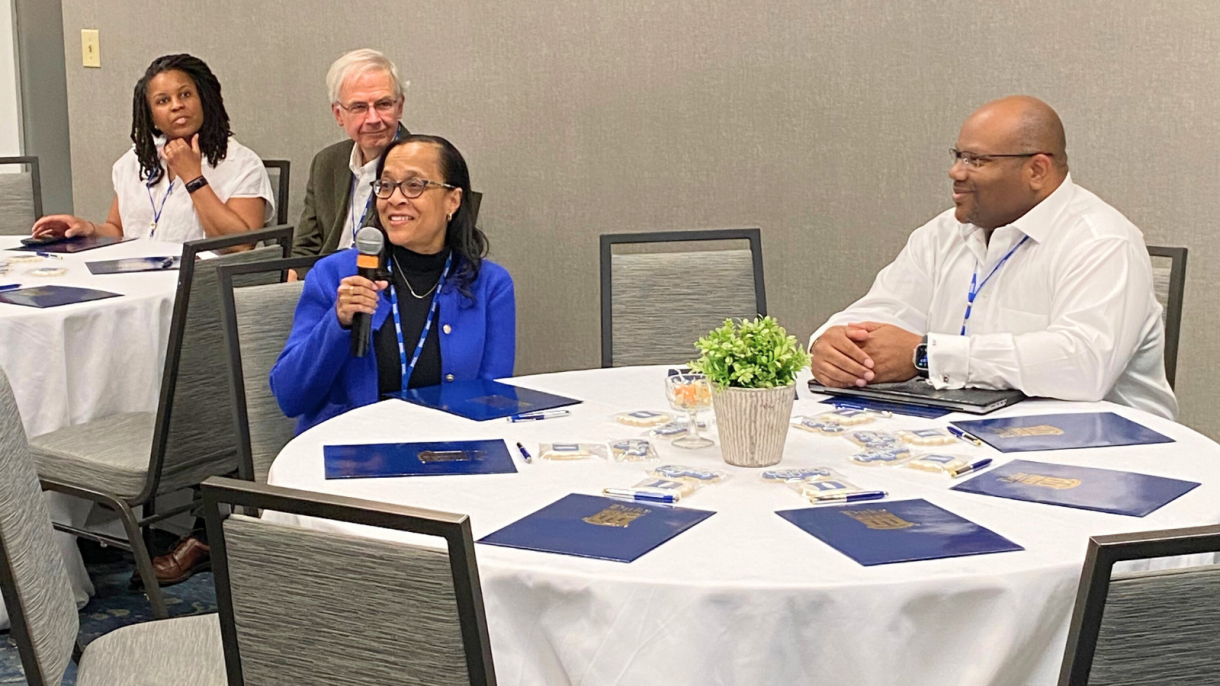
[393,378,582,421]
[323,439,517,479]
[7,235,135,254]
[0,285,121,308]
[86,256,179,275]
[478,493,715,563]
[776,498,1023,566]
[951,459,1199,517]
[951,412,1173,453]
[818,397,951,419]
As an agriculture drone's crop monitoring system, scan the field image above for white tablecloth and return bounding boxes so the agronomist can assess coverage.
[266,367,1220,686]
[0,236,181,630]
[0,236,180,436]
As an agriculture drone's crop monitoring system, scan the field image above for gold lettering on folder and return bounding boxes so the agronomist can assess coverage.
[998,472,1081,490]
[583,504,650,528]
[990,425,1064,438]
[842,509,917,530]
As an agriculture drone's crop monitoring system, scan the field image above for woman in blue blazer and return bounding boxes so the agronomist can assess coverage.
[271,135,515,433]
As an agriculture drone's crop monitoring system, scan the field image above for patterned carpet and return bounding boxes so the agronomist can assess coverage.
[0,545,217,685]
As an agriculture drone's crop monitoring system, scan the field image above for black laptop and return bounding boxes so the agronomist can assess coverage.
[807,378,1026,415]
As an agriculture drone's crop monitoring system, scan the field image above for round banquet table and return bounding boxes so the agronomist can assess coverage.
[0,235,181,436]
[265,366,1220,686]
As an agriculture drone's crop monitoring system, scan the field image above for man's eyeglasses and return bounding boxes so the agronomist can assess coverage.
[336,98,399,117]
[950,148,1054,169]
[371,177,456,200]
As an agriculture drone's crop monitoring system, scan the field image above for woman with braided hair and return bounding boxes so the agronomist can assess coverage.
[32,53,274,243]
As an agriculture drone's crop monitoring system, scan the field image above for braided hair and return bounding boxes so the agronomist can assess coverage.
[131,54,231,184]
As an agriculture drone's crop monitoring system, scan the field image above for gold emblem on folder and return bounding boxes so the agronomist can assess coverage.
[990,425,1064,438]
[583,504,650,528]
[842,509,917,530]
[998,472,1081,490]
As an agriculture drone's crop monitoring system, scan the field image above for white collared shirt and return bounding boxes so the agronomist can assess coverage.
[337,144,381,251]
[811,174,1178,419]
[112,137,275,244]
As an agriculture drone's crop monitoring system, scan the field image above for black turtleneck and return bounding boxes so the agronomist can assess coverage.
[375,244,449,397]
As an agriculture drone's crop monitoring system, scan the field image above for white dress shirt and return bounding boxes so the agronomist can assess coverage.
[811,174,1178,420]
[336,145,380,251]
[112,137,275,244]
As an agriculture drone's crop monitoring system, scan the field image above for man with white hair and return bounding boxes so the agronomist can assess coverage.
[292,48,409,256]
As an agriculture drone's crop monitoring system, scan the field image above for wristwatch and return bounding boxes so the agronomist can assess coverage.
[185,175,209,194]
[912,335,929,378]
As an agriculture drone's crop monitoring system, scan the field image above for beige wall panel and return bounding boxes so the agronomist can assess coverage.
[60,1,1220,437]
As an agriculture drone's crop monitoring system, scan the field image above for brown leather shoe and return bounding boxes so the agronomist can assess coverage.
[152,535,211,586]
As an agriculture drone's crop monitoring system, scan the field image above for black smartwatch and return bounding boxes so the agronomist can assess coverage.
[912,335,929,378]
[185,175,209,194]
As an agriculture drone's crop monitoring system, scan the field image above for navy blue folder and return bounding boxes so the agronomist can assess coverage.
[776,498,1023,566]
[323,439,517,479]
[818,397,951,419]
[393,378,582,421]
[951,412,1173,453]
[8,236,135,253]
[478,493,715,563]
[0,285,121,308]
[86,256,179,275]
[951,459,1199,517]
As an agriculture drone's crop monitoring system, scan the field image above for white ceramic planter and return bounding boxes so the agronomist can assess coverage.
[711,383,795,468]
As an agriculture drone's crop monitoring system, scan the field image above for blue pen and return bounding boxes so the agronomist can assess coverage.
[813,490,887,503]
[0,284,21,292]
[35,252,62,260]
[508,409,570,423]
[949,458,993,478]
[947,425,984,447]
[602,488,677,504]
[515,442,533,464]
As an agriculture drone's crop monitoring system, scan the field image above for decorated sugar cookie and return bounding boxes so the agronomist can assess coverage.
[791,416,846,435]
[610,439,660,462]
[897,428,958,446]
[850,446,913,467]
[615,410,674,427]
[846,430,902,449]
[649,465,727,483]
[814,408,875,426]
[905,453,970,473]
[762,467,837,482]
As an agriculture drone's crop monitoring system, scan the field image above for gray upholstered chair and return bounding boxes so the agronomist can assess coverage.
[262,159,291,226]
[1147,246,1187,389]
[217,255,321,483]
[28,226,292,618]
[1058,523,1220,685]
[599,228,767,367]
[202,476,497,686]
[0,156,42,235]
[0,368,224,686]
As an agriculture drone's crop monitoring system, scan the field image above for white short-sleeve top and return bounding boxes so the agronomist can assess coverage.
[112,136,276,244]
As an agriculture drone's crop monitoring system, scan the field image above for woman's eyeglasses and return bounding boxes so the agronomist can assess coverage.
[371,177,456,199]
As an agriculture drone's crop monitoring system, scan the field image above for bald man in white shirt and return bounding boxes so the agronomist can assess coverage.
[809,95,1177,419]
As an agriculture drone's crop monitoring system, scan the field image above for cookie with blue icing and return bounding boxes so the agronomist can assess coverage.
[791,416,846,435]
[615,410,675,427]
[897,428,958,446]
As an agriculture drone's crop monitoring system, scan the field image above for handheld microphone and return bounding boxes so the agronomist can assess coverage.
[350,226,384,357]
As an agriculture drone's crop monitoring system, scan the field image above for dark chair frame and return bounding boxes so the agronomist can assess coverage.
[202,476,497,686]
[599,228,767,368]
[40,225,292,617]
[1146,246,1187,389]
[1058,522,1220,685]
[0,155,44,220]
[262,160,291,226]
[216,255,322,482]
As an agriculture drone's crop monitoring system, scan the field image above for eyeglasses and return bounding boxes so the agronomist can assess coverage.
[336,98,399,117]
[371,177,456,199]
[950,148,1054,169]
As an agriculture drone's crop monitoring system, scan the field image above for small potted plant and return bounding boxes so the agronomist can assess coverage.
[690,316,810,468]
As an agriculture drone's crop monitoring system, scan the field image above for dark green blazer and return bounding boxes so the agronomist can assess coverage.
[292,124,408,257]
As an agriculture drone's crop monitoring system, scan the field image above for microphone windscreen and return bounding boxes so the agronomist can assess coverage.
[354,226,384,256]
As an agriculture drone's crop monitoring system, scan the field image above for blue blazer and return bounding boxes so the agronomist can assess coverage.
[270,249,516,433]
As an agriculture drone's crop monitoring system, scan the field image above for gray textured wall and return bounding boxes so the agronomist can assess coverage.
[60,1,1220,437]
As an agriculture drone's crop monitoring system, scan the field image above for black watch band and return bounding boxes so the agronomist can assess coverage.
[185,175,209,194]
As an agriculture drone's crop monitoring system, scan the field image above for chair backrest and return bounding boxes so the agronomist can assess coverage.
[600,228,767,367]
[217,255,321,483]
[262,160,291,226]
[1147,246,1187,389]
[1058,523,1220,685]
[143,226,293,501]
[0,156,43,236]
[0,369,78,686]
[202,477,496,686]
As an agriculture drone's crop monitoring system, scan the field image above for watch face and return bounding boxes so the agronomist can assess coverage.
[915,346,929,370]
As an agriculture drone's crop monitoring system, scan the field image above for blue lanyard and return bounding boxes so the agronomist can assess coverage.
[349,175,375,243]
[960,235,1030,335]
[145,180,175,238]
[389,252,453,391]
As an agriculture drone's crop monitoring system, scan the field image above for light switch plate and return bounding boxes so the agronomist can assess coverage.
[81,29,100,68]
